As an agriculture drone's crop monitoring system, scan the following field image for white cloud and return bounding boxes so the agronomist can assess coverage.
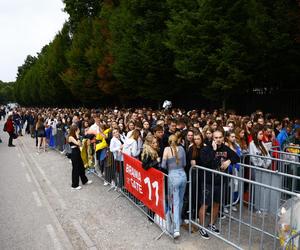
[0,0,68,82]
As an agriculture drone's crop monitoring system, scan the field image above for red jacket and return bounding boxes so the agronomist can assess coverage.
[6,119,14,133]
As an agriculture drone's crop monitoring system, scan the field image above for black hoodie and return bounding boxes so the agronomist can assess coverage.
[200,143,240,185]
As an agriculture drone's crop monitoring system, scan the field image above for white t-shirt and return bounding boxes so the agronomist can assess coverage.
[89,123,100,133]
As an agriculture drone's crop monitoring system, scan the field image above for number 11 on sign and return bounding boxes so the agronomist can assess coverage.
[144,177,159,206]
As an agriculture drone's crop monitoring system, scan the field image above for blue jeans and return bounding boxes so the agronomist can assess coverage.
[168,169,187,233]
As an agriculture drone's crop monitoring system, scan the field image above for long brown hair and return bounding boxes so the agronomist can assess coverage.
[191,133,204,159]
[242,118,252,135]
[251,125,268,156]
[36,117,44,129]
[225,131,238,151]
[130,129,141,141]
[235,127,247,150]
[68,124,78,141]
[202,125,213,140]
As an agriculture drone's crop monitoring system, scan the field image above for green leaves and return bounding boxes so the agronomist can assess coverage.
[109,0,177,102]
[0,81,15,104]
[10,0,300,107]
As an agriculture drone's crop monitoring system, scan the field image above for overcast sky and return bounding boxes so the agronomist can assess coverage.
[0,0,68,82]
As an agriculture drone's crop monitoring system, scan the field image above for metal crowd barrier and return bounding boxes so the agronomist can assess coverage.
[266,148,300,202]
[89,149,176,240]
[269,146,300,163]
[283,145,300,153]
[242,154,300,200]
[189,164,300,250]
[49,131,300,248]
[28,126,177,239]
[283,230,300,250]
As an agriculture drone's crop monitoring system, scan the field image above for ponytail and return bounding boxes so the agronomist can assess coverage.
[169,135,179,164]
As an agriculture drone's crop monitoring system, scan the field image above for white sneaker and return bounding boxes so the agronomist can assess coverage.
[104,181,109,186]
[111,181,116,188]
[224,207,229,214]
[232,206,238,212]
[72,186,82,190]
[86,180,93,185]
[173,231,180,239]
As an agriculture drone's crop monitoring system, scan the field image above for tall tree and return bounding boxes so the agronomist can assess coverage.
[110,0,178,104]
[63,0,103,31]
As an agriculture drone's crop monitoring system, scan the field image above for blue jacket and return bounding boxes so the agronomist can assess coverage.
[277,129,289,149]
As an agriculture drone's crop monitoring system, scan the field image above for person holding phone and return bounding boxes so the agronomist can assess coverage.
[198,130,240,239]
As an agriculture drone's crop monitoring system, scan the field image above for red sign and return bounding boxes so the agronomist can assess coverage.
[123,154,165,219]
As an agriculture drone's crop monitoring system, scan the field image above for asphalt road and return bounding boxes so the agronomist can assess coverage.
[0,120,234,250]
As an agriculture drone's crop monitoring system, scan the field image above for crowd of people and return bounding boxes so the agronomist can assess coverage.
[1,105,300,239]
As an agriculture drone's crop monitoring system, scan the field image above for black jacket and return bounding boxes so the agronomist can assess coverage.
[186,146,202,178]
[162,130,174,148]
[200,143,240,185]
[142,153,159,170]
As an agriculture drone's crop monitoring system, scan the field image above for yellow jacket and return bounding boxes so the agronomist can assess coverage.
[81,139,95,168]
[95,128,111,152]
[81,139,89,168]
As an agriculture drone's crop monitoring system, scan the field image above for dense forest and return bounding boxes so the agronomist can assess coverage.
[0,81,14,104]
[3,0,300,111]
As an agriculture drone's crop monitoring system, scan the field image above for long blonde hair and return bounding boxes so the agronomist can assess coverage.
[168,135,179,164]
[141,134,158,160]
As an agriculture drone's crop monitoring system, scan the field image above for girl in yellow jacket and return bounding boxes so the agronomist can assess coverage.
[95,125,111,185]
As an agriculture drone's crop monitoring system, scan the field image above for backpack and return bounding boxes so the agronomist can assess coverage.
[3,122,7,132]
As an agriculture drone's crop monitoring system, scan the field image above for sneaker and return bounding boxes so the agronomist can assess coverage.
[103,181,109,186]
[173,231,180,239]
[224,207,229,214]
[8,144,16,147]
[86,180,93,185]
[199,228,210,239]
[219,212,226,219]
[111,180,116,188]
[72,186,82,190]
[232,206,238,212]
[208,224,220,235]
